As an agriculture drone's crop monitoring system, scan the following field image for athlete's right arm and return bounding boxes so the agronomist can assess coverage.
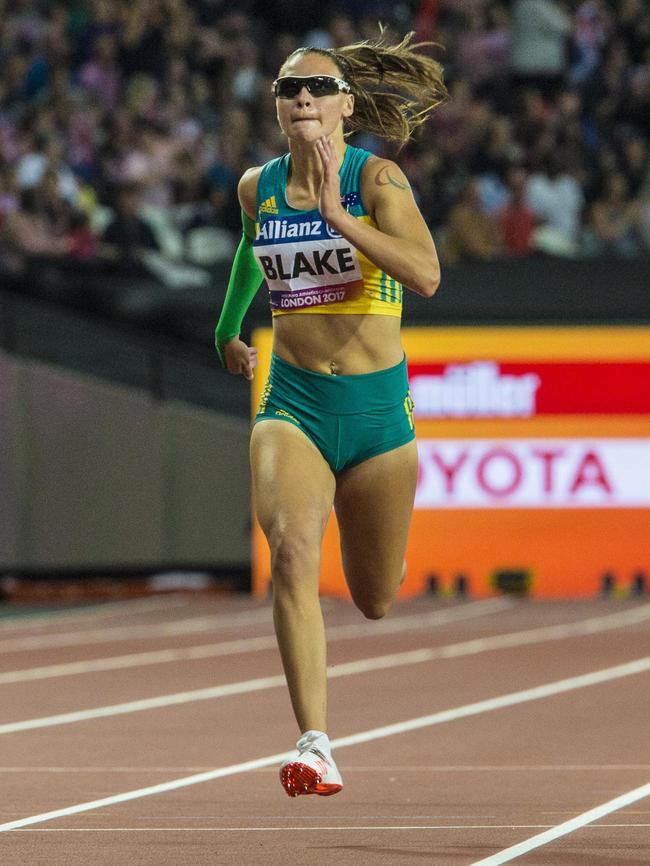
[214,168,263,379]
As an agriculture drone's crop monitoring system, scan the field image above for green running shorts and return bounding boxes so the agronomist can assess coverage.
[255,352,415,473]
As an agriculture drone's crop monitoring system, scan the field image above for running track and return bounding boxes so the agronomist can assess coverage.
[1,592,649,865]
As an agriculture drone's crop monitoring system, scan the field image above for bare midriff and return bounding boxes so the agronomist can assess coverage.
[272,313,404,375]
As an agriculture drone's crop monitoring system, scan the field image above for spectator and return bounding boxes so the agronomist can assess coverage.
[455,4,511,96]
[39,166,73,237]
[409,145,455,231]
[471,115,524,213]
[618,0,650,65]
[432,79,480,162]
[441,177,502,264]
[119,119,177,207]
[77,33,122,111]
[618,129,649,196]
[101,184,159,265]
[498,165,538,256]
[15,131,50,189]
[16,133,79,204]
[583,39,632,134]
[568,0,611,87]
[510,0,572,99]
[1,187,69,272]
[525,153,584,254]
[230,36,263,104]
[586,171,644,257]
[171,150,209,209]
[0,165,19,230]
[119,0,167,80]
[67,209,99,261]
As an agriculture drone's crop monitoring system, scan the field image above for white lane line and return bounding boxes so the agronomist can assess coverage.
[0,596,191,632]
[0,598,508,654]
[0,608,275,653]
[469,782,650,865]
[329,597,512,640]
[0,636,280,683]
[328,657,650,750]
[3,598,649,687]
[542,809,650,815]
[0,598,510,681]
[3,764,648,773]
[1,602,647,733]
[0,655,649,832]
[0,826,572,832]
[7,823,650,832]
[0,675,287,733]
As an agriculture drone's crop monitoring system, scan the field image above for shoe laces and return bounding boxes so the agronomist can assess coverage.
[297,731,331,763]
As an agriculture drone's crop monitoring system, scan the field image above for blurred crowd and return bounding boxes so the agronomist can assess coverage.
[0,0,649,286]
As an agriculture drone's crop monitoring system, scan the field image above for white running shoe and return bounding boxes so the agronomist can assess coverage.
[280,730,343,797]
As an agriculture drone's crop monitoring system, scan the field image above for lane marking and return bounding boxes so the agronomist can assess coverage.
[0,676,287,733]
[0,609,275,653]
[469,782,650,865]
[0,596,191,632]
[2,764,649,774]
[6,824,649,831]
[0,599,510,682]
[542,809,650,814]
[6,823,650,832]
[0,598,508,655]
[1,596,647,692]
[2,599,648,686]
[0,655,649,832]
[1,603,648,733]
[0,825,582,832]
[328,657,650,750]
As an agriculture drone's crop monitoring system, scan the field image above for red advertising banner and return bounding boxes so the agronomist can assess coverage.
[251,326,650,598]
[409,362,650,416]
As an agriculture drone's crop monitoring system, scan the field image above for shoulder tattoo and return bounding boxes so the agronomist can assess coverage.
[374,165,410,190]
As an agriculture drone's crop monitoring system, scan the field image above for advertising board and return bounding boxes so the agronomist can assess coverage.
[251,326,650,597]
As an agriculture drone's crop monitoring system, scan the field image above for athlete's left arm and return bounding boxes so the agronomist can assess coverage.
[316,139,440,297]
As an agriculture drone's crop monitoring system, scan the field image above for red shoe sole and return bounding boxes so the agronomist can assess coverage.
[280,762,342,798]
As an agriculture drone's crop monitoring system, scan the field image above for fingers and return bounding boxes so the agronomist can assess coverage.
[230,347,257,380]
[228,358,253,380]
[315,136,335,170]
[243,346,258,381]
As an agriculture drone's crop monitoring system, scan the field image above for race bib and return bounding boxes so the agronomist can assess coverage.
[253,212,363,310]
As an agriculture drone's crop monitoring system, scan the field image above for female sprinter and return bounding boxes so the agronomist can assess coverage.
[215,32,446,797]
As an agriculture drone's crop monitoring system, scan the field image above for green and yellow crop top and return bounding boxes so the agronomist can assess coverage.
[253,145,403,318]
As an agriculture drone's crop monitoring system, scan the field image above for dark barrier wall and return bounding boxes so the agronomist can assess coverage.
[400,256,650,324]
[0,350,250,571]
[0,352,20,566]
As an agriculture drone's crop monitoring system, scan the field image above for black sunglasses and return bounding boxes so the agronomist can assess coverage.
[272,75,351,99]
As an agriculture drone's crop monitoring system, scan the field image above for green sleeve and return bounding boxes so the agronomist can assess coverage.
[214,210,263,366]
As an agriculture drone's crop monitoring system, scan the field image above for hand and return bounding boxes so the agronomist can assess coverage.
[315,136,346,229]
[222,337,258,380]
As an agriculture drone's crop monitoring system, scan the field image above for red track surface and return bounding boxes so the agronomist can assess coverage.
[1,593,649,865]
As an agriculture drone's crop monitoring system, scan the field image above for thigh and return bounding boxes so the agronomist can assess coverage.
[251,419,336,550]
[334,439,418,609]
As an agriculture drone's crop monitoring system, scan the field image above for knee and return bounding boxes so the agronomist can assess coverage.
[349,561,406,620]
[357,597,394,620]
[268,530,319,594]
